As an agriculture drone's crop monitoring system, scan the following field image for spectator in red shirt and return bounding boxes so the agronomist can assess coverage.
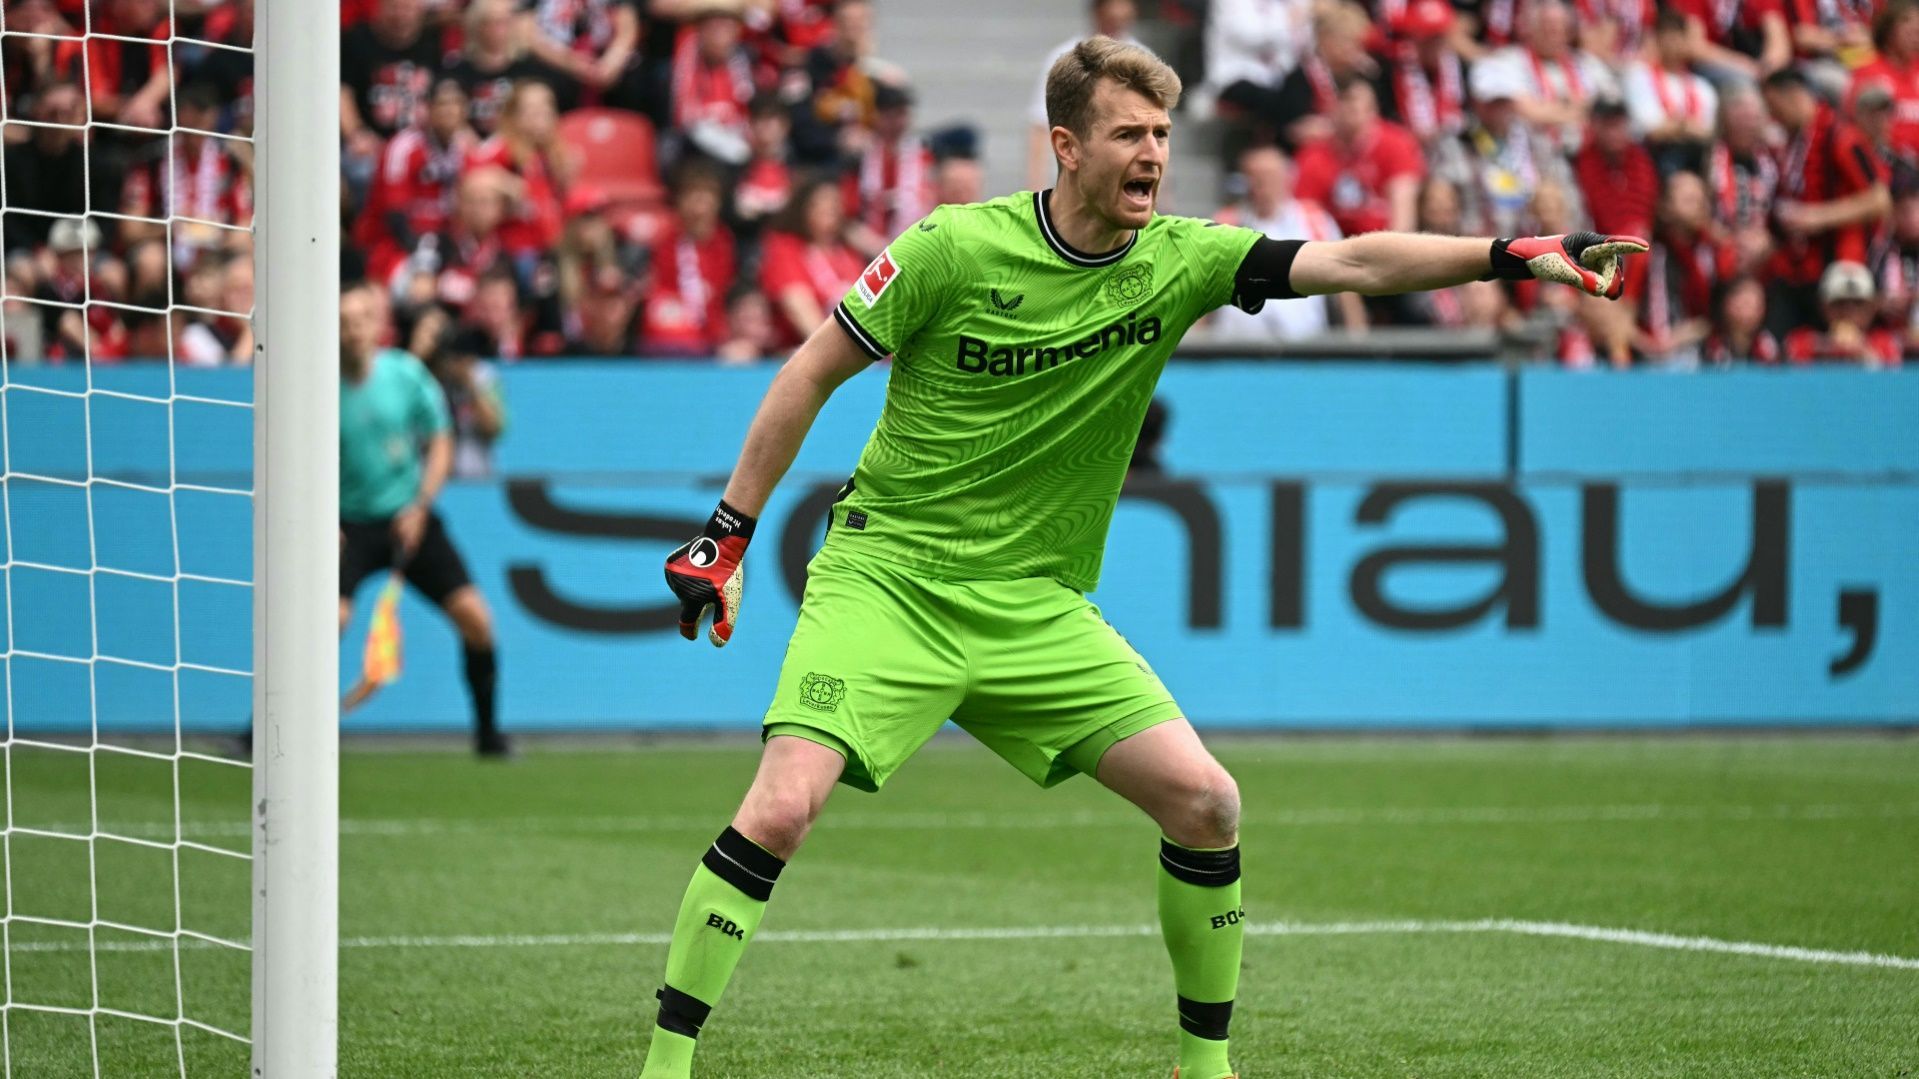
[524,0,643,111]
[556,185,622,321]
[1386,0,1468,145]
[1643,171,1739,362]
[61,0,171,129]
[423,168,514,315]
[120,82,254,271]
[1292,80,1424,237]
[734,92,796,236]
[640,164,739,356]
[1847,1,1919,167]
[671,5,759,165]
[1573,95,1661,241]
[759,177,865,347]
[1763,66,1892,336]
[1702,275,1781,364]
[465,79,575,266]
[446,0,554,138]
[359,78,479,287]
[844,81,934,250]
[1853,82,1913,200]
[1670,0,1791,85]
[1784,260,1902,365]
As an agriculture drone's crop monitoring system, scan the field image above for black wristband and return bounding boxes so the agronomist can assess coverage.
[1484,238,1528,281]
[705,499,757,541]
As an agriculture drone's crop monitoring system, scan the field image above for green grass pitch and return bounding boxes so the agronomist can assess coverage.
[4,733,1917,1076]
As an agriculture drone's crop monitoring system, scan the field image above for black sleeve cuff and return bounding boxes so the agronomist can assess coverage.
[1230,237,1306,313]
[832,302,891,361]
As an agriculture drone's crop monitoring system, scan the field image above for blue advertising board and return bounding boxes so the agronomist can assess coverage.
[5,363,1915,733]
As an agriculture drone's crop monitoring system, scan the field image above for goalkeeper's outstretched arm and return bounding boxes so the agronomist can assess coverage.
[1242,231,1648,302]
[719,320,875,516]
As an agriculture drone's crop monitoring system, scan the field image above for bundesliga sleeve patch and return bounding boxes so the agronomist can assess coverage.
[856,248,900,308]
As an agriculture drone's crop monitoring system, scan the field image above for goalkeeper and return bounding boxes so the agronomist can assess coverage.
[643,37,1643,1079]
[338,283,508,757]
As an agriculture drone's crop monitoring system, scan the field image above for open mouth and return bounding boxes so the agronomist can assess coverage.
[1122,178,1155,204]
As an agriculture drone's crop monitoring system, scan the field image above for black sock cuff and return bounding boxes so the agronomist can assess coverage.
[655,985,713,1039]
[1177,995,1234,1041]
[462,645,497,677]
[701,826,786,902]
[1159,839,1240,887]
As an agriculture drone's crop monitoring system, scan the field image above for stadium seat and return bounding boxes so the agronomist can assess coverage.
[558,108,667,225]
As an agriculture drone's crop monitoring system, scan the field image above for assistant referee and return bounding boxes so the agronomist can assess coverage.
[340,282,508,757]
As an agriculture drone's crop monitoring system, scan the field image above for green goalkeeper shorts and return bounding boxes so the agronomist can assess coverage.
[761,544,1184,792]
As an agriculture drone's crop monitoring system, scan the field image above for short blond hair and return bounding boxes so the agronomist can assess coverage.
[1044,35,1182,140]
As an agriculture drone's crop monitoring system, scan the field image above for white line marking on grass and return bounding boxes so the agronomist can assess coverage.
[15,920,1916,971]
[39,801,1919,841]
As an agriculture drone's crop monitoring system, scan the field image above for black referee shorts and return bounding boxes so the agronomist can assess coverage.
[340,510,474,608]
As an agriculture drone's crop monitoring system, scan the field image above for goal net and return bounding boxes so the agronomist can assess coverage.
[0,0,337,1074]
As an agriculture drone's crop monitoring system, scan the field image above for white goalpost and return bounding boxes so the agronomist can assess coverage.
[252,0,341,1076]
[0,0,339,1074]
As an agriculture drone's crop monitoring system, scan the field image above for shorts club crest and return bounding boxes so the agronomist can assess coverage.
[798,673,847,712]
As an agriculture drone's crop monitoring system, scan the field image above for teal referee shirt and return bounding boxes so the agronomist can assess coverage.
[340,347,450,522]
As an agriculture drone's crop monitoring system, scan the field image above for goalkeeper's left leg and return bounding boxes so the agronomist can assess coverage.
[640,735,846,1079]
[1068,718,1243,1079]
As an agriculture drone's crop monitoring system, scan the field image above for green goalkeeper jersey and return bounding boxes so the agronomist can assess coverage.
[828,190,1263,592]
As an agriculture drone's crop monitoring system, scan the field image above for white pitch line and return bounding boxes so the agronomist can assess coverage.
[23,802,1919,841]
[8,919,1915,971]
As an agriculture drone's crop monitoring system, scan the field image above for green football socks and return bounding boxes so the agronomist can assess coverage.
[640,827,786,1079]
[1158,838,1243,1079]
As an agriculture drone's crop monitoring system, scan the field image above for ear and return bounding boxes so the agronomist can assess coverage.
[1049,125,1080,176]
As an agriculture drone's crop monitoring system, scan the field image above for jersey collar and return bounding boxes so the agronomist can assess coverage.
[1033,189,1137,268]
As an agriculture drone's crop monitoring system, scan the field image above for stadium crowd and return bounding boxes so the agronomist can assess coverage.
[1183,0,1918,365]
[0,0,1914,375]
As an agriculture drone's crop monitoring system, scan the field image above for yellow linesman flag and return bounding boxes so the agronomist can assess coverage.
[361,574,404,687]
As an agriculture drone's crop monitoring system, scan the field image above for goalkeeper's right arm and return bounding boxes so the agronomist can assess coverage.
[664,320,875,646]
[722,319,876,516]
